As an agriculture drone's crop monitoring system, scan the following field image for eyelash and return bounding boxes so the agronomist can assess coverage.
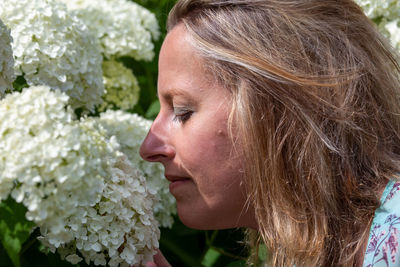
[173,108,193,123]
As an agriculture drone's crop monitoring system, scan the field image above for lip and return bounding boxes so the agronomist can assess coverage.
[165,174,190,182]
[165,174,191,192]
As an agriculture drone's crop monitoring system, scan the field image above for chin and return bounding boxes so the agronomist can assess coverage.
[178,217,212,230]
[176,206,216,229]
[176,205,244,230]
[178,216,230,230]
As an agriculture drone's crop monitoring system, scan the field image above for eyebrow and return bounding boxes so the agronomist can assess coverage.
[159,88,196,104]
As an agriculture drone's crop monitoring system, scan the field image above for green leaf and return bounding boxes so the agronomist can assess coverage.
[202,248,221,267]
[0,241,13,267]
[258,244,268,262]
[0,197,35,267]
[11,76,28,93]
[145,100,160,119]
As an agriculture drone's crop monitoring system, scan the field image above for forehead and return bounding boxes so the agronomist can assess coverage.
[160,24,197,66]
[158,24,213,96]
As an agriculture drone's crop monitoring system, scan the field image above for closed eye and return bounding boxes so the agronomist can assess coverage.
[173,107,193,123]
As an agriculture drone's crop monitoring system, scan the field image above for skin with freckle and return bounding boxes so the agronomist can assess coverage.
[140,24,256,230]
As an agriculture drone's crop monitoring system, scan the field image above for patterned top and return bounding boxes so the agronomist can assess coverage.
[364,180,400,267]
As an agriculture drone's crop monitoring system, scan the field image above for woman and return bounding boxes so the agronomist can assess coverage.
[140,0,400,266]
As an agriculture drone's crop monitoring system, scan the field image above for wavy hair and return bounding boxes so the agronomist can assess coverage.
[167,0,400,266]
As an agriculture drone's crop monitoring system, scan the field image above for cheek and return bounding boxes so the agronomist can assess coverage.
[183,131,243,191]
[181,129,232,170]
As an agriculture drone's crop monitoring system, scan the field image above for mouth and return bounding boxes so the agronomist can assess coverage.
[165,174,191,182]
[165,175,191,192]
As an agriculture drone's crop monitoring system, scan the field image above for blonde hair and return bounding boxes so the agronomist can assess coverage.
[167,1,400,266]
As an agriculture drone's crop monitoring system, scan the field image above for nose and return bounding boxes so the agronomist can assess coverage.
[139,118,175,163]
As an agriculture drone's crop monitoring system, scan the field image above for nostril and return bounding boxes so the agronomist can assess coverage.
[139,126,175,163]
[146,154,167,162]
[139,141,175,163]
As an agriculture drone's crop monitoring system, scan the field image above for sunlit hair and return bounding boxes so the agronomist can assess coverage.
[167,0,400,266]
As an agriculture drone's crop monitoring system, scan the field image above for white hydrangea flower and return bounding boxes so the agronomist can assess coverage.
[59,0,160,61]
[0,86,73,201]
[354,0,400,19]
[41,140,160,267]
[0,86,159,266]
[96,110,177,228]
[0,19,15,96]
[384,20,400,50]
[0,0,104,111]
[354,0,400,49]
[99,59,140,111]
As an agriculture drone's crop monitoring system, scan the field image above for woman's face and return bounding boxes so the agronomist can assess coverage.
[140,24,256,230]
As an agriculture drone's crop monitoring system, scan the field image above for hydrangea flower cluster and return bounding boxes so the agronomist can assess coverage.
[99,59,140,111]
[355,0,400,49]
[0,0,104,111]
[0,19,15,96]
[355,0,400,18]
[385,20,400,50]
[59,0,160,61]
[0,86,159,266]
[96,110,177,228]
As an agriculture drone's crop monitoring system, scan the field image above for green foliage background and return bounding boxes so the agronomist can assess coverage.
[0,1,250,266]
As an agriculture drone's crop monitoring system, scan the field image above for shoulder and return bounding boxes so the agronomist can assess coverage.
[363,180,400,267]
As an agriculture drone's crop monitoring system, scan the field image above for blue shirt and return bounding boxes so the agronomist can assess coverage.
[363,180,400,267]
